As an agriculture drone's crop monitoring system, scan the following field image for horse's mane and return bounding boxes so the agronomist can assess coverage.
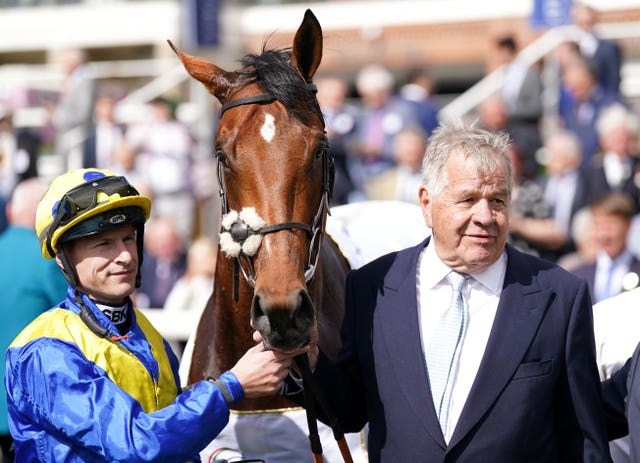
[238,47,323,127]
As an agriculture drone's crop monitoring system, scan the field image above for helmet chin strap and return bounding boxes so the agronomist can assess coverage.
[58,249,114,340]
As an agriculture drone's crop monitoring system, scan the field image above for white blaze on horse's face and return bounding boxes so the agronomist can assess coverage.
[260,113,276,143]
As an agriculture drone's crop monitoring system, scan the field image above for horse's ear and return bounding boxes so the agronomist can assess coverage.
[167,40,234,102]
[292,9,323,82]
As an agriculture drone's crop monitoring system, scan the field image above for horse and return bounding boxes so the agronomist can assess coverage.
[169,9,364,463]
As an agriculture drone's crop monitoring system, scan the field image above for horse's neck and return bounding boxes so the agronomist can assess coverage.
[212,257,254,375]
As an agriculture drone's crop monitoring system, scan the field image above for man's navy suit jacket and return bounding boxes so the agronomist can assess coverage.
[292,239,611,462]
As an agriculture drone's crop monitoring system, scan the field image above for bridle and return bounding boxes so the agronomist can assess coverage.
[215,86,353,463]
[215,83,333,301]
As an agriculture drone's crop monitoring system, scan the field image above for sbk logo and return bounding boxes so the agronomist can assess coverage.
[103,308,127,324]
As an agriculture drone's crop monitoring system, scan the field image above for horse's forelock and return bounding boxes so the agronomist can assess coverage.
[238,48,322,127]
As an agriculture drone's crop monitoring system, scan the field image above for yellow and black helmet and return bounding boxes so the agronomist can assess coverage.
[36,168,151,259]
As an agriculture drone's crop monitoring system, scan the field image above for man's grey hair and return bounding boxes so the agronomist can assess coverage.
[421,122,514,198]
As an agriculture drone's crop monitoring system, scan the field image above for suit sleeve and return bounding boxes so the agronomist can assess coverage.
[601,358,631,440]
[561,278,612,462]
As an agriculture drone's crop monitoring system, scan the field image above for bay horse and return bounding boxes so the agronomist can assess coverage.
[169,9,358,461]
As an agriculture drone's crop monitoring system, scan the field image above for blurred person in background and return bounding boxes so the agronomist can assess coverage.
[477,94,541,180]
[571,2,622,95]
[162,236,217,358]
[560,54,623,166]
[553,40,583,127]
[82,93,125,170]
[493,35,543,128]
[53,48,96,169]
[106,141,148,194]
[135,216,187,309]
[556,206,598,272]
[572,191,640,303]
[398,67,440,137]
[315,76,359,205]
[586,104,640,211]
[364,126,426,205]
[126,97,196,243]
[506,142,562,261]
[495,35,543,170]
[535,129,591,260]
[348,64,421,196]
[0,104,40,200]
[0,177,68,462]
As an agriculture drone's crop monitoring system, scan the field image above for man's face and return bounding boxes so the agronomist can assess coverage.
[563,66,594,102]
[593,211,631,259]
[600,125,630,157]
[420,150,510,274]
[61,224,138,305]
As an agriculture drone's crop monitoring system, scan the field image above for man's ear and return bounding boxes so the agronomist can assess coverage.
[419,186,433,228]
[55,253,65,271]
[55,246,78,287]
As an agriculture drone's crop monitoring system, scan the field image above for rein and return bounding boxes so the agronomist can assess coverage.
[216,87,351,463]
[295,354,354,463]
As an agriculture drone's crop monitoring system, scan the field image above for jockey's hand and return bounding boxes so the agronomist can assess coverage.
[231,336,309,399]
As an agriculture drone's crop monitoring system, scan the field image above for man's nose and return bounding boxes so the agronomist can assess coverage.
[115,242,134,262]
[472,199,495,223]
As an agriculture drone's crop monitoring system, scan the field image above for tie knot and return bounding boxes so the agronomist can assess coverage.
[446,271,468,291]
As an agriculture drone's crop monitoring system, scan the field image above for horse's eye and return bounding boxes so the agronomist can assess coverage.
[216,149,229,168]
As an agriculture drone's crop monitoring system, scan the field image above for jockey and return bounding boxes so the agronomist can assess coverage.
[5,168,304,462]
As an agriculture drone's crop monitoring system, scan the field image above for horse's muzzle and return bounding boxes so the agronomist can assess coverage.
[251,287,315,352]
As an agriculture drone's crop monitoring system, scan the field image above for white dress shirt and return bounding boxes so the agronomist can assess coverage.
[417,242,507,443]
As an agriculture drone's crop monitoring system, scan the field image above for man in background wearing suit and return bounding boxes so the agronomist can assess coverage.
[572,2,622,95]
[287,123,611,462]
[572,191,640,303]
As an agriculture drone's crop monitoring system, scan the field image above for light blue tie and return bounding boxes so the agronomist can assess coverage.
[600,261,616,302]
[426,271,469,436]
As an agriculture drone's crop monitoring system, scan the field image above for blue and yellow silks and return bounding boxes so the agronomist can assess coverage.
[5,288,244,462]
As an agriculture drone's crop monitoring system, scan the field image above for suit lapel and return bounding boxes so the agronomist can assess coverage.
[448,245,552,448]
[379,238,448,449]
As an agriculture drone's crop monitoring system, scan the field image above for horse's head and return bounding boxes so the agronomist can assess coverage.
[170,10,331,352]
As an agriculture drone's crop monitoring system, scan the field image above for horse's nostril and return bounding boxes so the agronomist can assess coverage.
[251,295,269,333]
[292,290,315,330]
[251,288,315,350]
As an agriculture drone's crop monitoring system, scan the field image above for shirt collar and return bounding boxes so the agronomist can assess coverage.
[422,240,507,294]
[597,249,633,269]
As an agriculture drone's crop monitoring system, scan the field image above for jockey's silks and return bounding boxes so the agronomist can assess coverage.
[9,306,178,413]
[5,287,244,462]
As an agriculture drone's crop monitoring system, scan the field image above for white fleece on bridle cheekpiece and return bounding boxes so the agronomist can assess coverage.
[219,207,267,258]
